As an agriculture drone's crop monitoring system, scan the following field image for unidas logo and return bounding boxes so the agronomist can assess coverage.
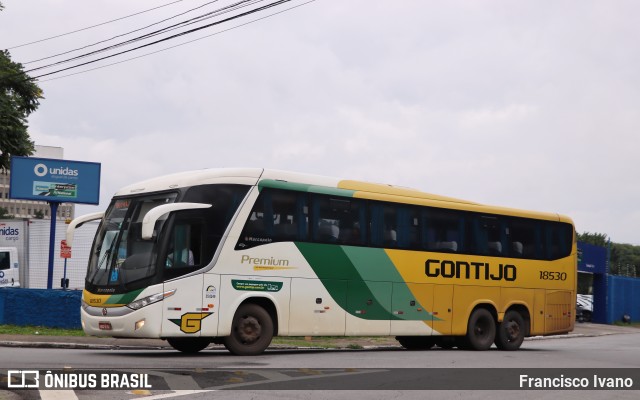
[34,163,79,177]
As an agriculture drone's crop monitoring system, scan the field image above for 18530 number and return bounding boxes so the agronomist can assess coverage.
[539,271,567,281]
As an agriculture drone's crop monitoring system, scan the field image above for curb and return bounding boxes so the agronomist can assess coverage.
[1,323,634,351]
[0,340,167,350]
[0,333,596,351]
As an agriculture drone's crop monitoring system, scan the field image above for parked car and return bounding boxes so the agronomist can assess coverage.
[576,294,593,322]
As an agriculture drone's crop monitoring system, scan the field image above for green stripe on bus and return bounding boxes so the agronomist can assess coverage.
[104,288,145,305]
[295,242,397,320]
[258,179,355,197]
[295,243,438,321]
[341,247,437,321]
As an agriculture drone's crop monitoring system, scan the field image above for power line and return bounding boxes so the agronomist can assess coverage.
[24,0,225,65]
[30,0,293,80]
[38,0,315,83]
[7,0,188,50]
[24,0,263,74]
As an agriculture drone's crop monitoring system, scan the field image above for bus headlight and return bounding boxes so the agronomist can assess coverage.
[127,289,176,310]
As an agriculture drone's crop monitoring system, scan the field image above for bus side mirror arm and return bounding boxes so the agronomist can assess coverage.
[141,203,212,240]
[66,212,105,247]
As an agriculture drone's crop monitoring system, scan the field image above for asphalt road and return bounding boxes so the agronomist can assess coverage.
[1,325,639,400]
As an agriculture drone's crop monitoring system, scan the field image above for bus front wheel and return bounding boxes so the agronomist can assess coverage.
[495,310,525,351]
[224,303,274,356]
[465,308,496,350]
[167,337,211,354]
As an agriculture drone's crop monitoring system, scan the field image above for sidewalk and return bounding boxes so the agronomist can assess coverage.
[0,323,637,351]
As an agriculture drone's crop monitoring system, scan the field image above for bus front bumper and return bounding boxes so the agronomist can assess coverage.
[81,301,164,338]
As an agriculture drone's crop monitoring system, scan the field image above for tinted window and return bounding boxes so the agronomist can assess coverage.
[312,196,366,245]
[423,209,466,253]
[235,187,573,260]
[237,189,309,249]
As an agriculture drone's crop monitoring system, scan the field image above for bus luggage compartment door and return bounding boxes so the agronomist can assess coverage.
[289,278,346,336]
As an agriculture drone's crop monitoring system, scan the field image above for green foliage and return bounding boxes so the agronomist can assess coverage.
[610,242,640,277]
[0,32,43,170]
[0,206,14,219]
[577,231,640,277]
[0,324,85,336]
[577,232,609,247]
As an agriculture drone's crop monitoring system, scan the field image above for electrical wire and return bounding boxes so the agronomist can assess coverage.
[38,0,315,83]
[24,0,264,74]
[7,0,188,50]
[24,0,225,65]
[30,0,293,80]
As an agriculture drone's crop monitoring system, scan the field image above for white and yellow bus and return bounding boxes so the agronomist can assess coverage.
[67,168,576,355]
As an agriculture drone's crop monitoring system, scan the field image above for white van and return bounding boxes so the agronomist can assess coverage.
[0,247,20,287]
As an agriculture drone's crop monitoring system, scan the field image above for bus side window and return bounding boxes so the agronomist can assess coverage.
[237,190,272,249]
[508,218,539,259]
[370,203,410,249]
[311,195,365,246]
[237,188,310,249]
[425,209,463,253]
[272,190,308,242]
[398,206,420,250]
[546,222,573,260]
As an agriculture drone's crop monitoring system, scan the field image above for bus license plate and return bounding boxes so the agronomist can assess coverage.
[99,322,112,330]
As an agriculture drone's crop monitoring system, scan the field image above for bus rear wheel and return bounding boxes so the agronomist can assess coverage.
[396,336,435,350]
[224,303,274,356]
[495,310,525,351]
[167,337,211,354]
[465,308,496,350]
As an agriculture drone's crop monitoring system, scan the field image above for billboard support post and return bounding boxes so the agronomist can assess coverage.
[47,201,59,290]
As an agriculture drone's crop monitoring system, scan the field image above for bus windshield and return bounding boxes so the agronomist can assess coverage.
[87,193,178,289]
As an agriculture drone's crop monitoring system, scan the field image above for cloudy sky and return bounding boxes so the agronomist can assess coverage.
[2,1,639,243]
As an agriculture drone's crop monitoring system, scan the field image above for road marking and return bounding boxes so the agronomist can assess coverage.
[216,368,387,390]
[40,391,78,400]
[135,390,213,399]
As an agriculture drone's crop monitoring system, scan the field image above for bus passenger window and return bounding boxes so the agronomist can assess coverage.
[311,195,365,246]
[473,215,504,256]
[508,219,542,259]
[399,207,421,250]
[369,203,398,248]
[272,190,307,242]
[237,188,308,249]
[424,209,464,253]
[546,222,573,260]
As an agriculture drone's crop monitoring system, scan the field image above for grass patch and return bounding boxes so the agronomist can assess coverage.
[613,321,640,328]
[271,336,395,349]
[271,337,340,348]
[0,325,85,336]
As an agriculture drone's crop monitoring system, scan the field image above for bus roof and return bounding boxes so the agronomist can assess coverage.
[114,168,573,224]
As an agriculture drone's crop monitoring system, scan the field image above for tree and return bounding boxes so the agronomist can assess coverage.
[0,206,14,219]
[577,232,609,247]
[0,2,43,171]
